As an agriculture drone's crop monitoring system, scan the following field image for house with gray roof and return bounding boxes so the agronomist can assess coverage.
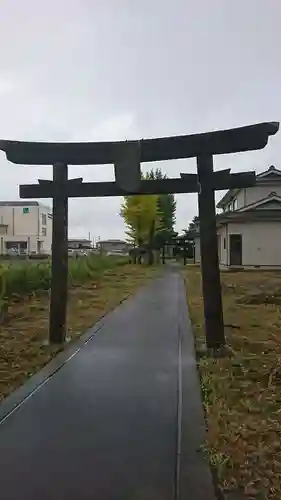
[194,165,281,269]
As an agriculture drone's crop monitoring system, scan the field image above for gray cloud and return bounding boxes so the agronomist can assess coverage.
[0,0,280,239]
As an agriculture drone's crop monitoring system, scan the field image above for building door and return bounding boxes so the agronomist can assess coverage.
[217,235,221,263]
[229,234,242,266]
[37,241,42,253]
[19,242,27,254]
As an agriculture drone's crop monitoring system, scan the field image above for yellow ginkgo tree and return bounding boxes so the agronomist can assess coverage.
[120,192,163,263]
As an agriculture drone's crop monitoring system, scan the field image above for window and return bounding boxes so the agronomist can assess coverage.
[42,213,47,225]
[228,204,232,211]
[223,237,226,249]
[42,227,47,237]
[233,199,237,211]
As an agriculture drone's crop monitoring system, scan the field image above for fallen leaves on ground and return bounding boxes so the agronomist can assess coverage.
[184,267,281,500]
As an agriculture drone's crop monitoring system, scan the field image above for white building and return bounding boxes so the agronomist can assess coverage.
[0,201,52,255]
[194,165,281,269]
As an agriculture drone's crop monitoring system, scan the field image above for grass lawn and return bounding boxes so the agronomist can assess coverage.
[0,263,161,402]
[184,266,281,500]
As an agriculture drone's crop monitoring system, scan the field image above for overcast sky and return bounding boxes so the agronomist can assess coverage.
[0,0,280,241]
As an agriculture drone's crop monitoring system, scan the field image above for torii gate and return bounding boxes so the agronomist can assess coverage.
[0,121,278,352]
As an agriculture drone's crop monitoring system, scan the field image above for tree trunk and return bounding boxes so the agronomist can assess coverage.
[148,248,154,266]
[137,238,142,264]
[147,220,155,266]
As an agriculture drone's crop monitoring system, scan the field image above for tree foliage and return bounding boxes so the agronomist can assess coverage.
[120,168,177,248]
[183,215,199,237]
[120,193,162,245]
[144,168,177,246]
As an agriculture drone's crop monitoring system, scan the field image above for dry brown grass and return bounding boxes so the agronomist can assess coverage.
[184,266,281,500]
[0,264,160,402]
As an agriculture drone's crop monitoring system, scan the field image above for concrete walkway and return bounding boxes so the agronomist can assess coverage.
[0,269,216,500]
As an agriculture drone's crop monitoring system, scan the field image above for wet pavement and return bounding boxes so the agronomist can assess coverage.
[0,269,216,500]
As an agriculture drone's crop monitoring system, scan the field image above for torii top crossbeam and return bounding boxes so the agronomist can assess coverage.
[0,122,279,165]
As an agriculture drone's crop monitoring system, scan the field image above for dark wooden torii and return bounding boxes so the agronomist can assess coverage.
[0,121,278,351]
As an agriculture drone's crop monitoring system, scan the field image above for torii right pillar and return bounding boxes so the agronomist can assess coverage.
[181,121,279,352]
[197,156,225,351]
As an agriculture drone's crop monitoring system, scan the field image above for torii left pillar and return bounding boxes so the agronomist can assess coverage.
[49,163,69,344]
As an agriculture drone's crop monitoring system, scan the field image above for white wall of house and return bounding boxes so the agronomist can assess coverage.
[218,220,281,268]
[38,205,52,253]
[224,185,281,212]
[0,203,52,254]
[244,185,281,207]
[235,188,247,209]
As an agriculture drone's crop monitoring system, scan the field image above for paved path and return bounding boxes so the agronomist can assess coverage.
[0,269,216,500]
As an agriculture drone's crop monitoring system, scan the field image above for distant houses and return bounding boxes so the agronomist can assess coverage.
[96,239,131,255]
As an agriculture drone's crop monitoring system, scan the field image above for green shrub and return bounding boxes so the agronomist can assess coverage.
[0,254,127,301]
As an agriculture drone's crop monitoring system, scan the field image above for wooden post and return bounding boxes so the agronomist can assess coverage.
[197,155,225,349]
[49,163,68,344]
[183,240,187,266]
[132,242,137,264]
[162,244,165,264]
[193,240,196,264]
